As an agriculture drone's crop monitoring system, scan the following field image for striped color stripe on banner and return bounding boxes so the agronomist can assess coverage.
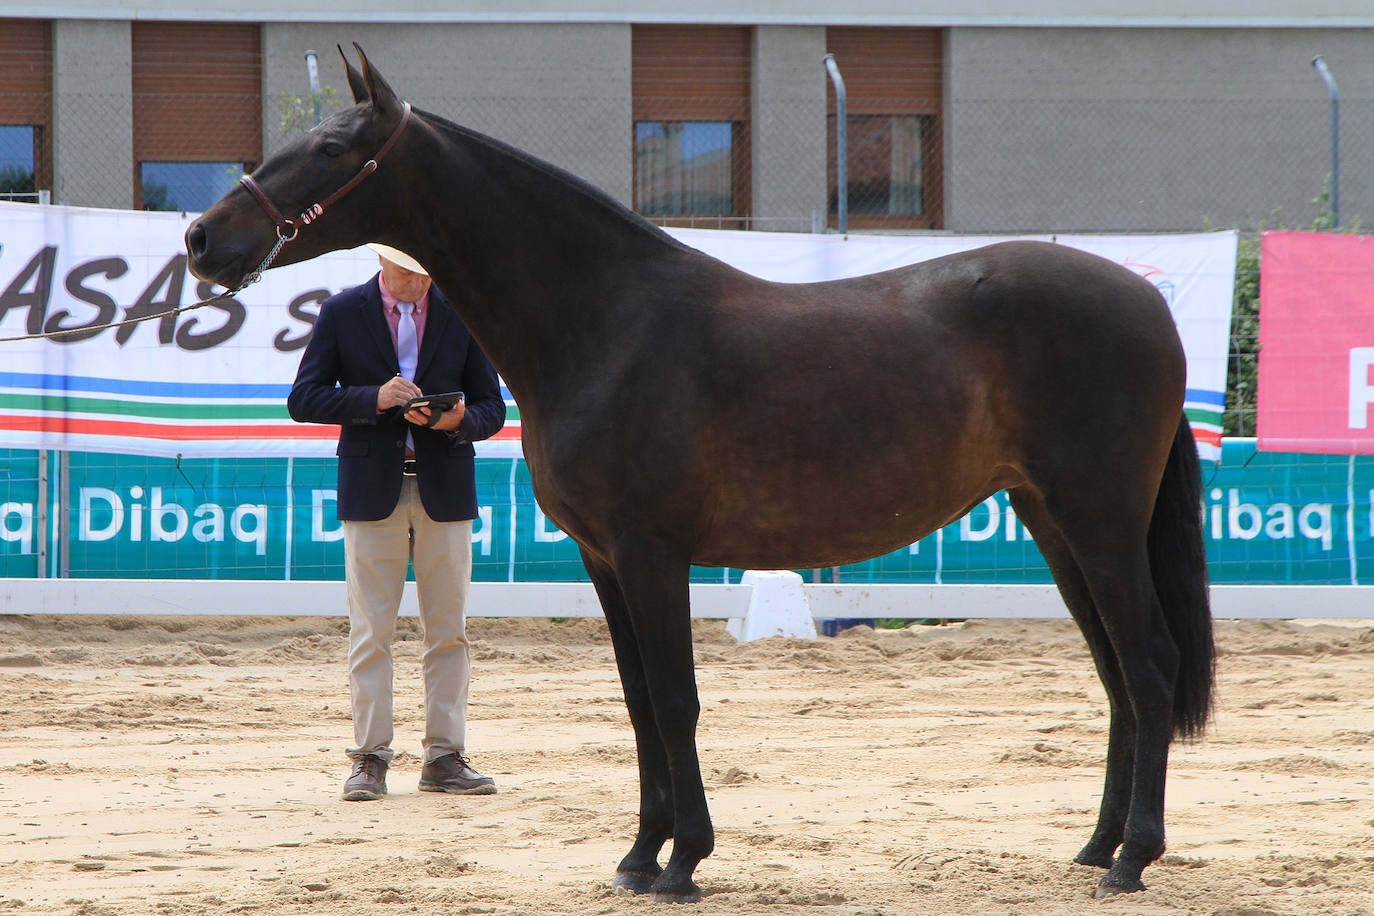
[0,372,523,446]
[0,411,524,441]
[1185,388,1224,455]
[0,393,289,420]
[0,414,338,441]
[0,371,289,399]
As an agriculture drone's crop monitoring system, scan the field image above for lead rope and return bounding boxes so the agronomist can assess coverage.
[0,228,290,344]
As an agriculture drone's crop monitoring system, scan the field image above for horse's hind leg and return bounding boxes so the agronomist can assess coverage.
[580,547,670,893]
[1009,486,1180,894]
[1008,489,1136,868]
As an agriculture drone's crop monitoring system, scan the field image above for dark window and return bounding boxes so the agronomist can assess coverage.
[0,19,52,200]
[0,125,37,201]
[829,114,934,218]
[632,25,751,227]
[634,121,740,217]
[139,161,246,212]
[825,27,943,230]
[132,22,261,211]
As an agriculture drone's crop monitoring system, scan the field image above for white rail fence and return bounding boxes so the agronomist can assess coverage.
[1,579,1368,622]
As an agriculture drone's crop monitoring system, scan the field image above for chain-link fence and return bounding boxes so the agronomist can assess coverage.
[21,87,1370,226]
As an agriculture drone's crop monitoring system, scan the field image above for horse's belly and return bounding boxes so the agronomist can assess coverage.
[693,498,979,571]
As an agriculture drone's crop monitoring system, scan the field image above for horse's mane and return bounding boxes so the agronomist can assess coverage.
[415,105,694,253]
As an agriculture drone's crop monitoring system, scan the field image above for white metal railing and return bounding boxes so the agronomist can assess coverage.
[0,578,1368,620]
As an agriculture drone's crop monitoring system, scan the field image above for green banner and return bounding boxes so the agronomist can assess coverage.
[0,440,1365,586]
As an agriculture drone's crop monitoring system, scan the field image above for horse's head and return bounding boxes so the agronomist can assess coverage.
[186,44,414,290]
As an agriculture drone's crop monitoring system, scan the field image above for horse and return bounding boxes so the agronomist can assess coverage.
[186,45,1215,903]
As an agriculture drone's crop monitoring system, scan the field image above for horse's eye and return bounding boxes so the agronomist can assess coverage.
[320,140,346,158]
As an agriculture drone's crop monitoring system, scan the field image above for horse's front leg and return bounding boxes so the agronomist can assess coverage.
[610,533,713,903]
[580,547,671,894]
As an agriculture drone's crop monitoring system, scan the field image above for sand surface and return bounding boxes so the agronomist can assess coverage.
[1,613,1372,916]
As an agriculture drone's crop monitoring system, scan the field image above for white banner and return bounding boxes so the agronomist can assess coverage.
[0,202,1234,460]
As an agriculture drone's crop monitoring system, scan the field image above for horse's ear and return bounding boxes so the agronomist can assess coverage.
[352,42,402,119]
[339,43,369,104]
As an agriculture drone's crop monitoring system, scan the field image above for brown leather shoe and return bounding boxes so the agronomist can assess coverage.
[342,754,388,801]
[418,752,496,795]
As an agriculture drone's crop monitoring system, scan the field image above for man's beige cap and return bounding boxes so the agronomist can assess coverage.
[366,242,428,276]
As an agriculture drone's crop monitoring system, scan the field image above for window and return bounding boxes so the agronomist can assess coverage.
[0,19,51,202]
[825,27,943,230]
[133,22,261,211]
[0,125,37,201]
[634,121,741,217]
[829,114,934,217]
[632,25,751,227]
[139,161,246,212]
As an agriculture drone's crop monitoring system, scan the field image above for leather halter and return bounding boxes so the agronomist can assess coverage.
[239,101,413,241]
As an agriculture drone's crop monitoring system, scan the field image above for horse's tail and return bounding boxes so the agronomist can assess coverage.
[1149,414,1216,740]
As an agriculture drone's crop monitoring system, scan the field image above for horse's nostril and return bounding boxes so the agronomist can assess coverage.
[186,223,208,260]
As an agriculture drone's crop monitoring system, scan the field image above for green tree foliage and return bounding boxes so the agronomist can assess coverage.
[0,164,36,196]
[278,85,343,137]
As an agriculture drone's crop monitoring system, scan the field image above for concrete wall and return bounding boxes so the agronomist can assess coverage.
[38,20,1374,232]
[12,0,1374,27]
[51,20,133,209]
[750,26,827,230]
[262,23,634,205]
[945,27,1374,232]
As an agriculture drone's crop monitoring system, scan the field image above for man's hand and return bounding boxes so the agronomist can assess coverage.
[405,400,466,432]
[377,375,421,412]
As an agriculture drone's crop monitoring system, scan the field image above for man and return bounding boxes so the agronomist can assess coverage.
[288,243,506,801]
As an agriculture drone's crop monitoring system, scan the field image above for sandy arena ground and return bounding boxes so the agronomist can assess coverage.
[0,613,1371,916]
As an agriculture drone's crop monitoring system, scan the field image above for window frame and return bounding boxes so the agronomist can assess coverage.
[631,24,752,228]
[0,124,41,202]
[131,21,262,211]
[0,20,53,200]
[827,111,942,230]
[824,26,944,231]
[632,119,749,224]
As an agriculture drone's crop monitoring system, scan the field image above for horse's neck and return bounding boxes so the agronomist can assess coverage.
[399,121,687,406]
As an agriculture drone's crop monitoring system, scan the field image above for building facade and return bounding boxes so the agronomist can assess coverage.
[2,2,1372,232]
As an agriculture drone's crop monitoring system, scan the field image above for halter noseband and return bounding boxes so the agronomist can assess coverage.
[239,101,413,241]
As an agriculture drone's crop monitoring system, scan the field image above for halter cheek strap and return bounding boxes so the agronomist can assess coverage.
[239,101,413,241]
[239,173,299,240]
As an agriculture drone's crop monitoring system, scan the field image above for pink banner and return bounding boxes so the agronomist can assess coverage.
[1258,231,1374,454]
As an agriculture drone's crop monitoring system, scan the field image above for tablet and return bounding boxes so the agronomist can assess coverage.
[403,390,463,412]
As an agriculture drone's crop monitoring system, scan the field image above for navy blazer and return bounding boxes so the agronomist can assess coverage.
[287,274,506,522]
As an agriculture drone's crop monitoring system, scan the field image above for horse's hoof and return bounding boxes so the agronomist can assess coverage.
[1073,850,1114,870]
[1093,875,1146,898]
[649,872,702,904]
[650,886,702,905]
[611,871,658,895]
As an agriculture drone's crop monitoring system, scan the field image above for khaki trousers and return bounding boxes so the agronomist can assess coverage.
[343,477,473,764]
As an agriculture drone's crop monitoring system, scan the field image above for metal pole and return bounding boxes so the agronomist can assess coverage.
[823,53,848,235]
[59,450,69,577]
[1312,55,1339,227]
[37,450,48,577]
[305,49,323,126]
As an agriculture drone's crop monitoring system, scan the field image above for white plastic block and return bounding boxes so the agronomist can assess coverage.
[726,570,817,642]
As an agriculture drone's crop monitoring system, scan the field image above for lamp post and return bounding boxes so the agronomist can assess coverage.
[823,53,848,235]
[1312,55,1339,227]
[305,49,323,127]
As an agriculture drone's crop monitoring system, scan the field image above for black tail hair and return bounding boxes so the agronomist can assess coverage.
[1148,414,1216,740]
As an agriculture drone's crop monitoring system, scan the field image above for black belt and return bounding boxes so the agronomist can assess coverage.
[403,458,418,477]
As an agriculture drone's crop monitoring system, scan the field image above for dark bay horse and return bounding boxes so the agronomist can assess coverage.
[187,46,1214,903]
